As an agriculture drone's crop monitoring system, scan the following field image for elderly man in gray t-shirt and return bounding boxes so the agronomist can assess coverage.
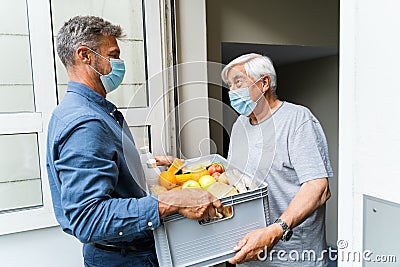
[222,53,333,267]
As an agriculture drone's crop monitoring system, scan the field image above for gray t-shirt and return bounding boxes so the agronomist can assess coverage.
[228,101,333,267]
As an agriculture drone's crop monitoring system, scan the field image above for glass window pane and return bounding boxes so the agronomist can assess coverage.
[0,1,35,113]
[51,0,148,108]
[0,179,42,212]
[0,85,35,113]
[0,0,29,34]
[106,85,147,108]
[130,126,150,151]
[0,133,42,212]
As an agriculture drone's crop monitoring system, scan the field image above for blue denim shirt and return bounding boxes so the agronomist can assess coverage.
[46,82,160,244]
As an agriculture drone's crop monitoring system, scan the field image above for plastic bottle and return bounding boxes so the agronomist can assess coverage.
[139,146,153,165]
[139,146,160,188]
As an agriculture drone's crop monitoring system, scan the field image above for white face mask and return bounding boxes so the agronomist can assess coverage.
[228,78,264,116]
[229,87,264,116]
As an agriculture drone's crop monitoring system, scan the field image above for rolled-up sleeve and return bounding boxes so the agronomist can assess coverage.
[54,117,160,243]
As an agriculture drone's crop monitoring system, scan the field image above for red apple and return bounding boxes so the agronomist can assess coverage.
[208,163,224,175]
[211,172,221,180]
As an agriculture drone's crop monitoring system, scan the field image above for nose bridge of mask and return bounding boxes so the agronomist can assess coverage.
[229,87,248,99]
[109,58,125,69]
[229,76,263,100]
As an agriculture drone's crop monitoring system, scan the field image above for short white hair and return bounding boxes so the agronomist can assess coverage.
[221,53,277,92]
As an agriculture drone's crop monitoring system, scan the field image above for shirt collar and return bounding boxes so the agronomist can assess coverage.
[66,81,116,114]
[247,101,286,126]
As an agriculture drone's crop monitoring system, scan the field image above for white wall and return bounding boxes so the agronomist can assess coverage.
[0,227,82,267]
[175,0,210,158]
[352,0,400,205]
[339,0,400,266]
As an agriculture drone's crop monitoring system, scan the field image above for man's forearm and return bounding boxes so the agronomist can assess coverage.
[280,178,331,229]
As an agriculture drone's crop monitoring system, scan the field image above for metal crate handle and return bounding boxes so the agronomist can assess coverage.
[198,205,234,226]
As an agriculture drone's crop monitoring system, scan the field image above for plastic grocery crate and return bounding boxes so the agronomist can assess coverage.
[154,154,270,267]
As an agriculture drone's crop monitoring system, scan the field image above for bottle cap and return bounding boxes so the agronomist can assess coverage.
[147,158,157,168]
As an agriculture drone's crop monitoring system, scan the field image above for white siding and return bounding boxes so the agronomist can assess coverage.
[339,0,400,266]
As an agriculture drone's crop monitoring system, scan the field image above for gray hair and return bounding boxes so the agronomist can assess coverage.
[221,53,277,93]
[56,15,124,68]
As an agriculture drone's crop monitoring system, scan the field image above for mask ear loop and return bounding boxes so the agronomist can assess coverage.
[87,64,103,76]
[253,77,266,104]
[86,47,110,62]
[85,47,108,76]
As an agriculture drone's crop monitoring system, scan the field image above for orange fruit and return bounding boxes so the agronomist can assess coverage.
[175,173,193,186]
[159,171,177,190]
[167,158,185,174]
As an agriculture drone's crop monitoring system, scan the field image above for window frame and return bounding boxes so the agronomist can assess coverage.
[0,0,57,235]
[121,0,168,156]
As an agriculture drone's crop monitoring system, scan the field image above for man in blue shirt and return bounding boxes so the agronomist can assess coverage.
[46,15,222,267]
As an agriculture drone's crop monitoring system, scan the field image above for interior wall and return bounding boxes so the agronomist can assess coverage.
[277,56,339,245]
[206,0,339,154]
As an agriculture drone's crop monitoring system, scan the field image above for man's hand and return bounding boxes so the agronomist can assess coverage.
[158,188,223,220]
[154,155,176,166]
[228,224,283,264]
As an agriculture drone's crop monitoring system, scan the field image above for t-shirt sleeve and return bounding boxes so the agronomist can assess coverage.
[289,118,334,184]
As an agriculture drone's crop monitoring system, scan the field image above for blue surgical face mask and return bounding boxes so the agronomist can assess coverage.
[87,48,126,94]
[229,86,264,116]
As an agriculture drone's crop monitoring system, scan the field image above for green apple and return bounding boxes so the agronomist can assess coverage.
[198,175,216,190]
[182,180,201,189]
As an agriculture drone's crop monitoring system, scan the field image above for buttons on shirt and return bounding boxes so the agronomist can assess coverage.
[118,231,124,236]
[148,221,155,230]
